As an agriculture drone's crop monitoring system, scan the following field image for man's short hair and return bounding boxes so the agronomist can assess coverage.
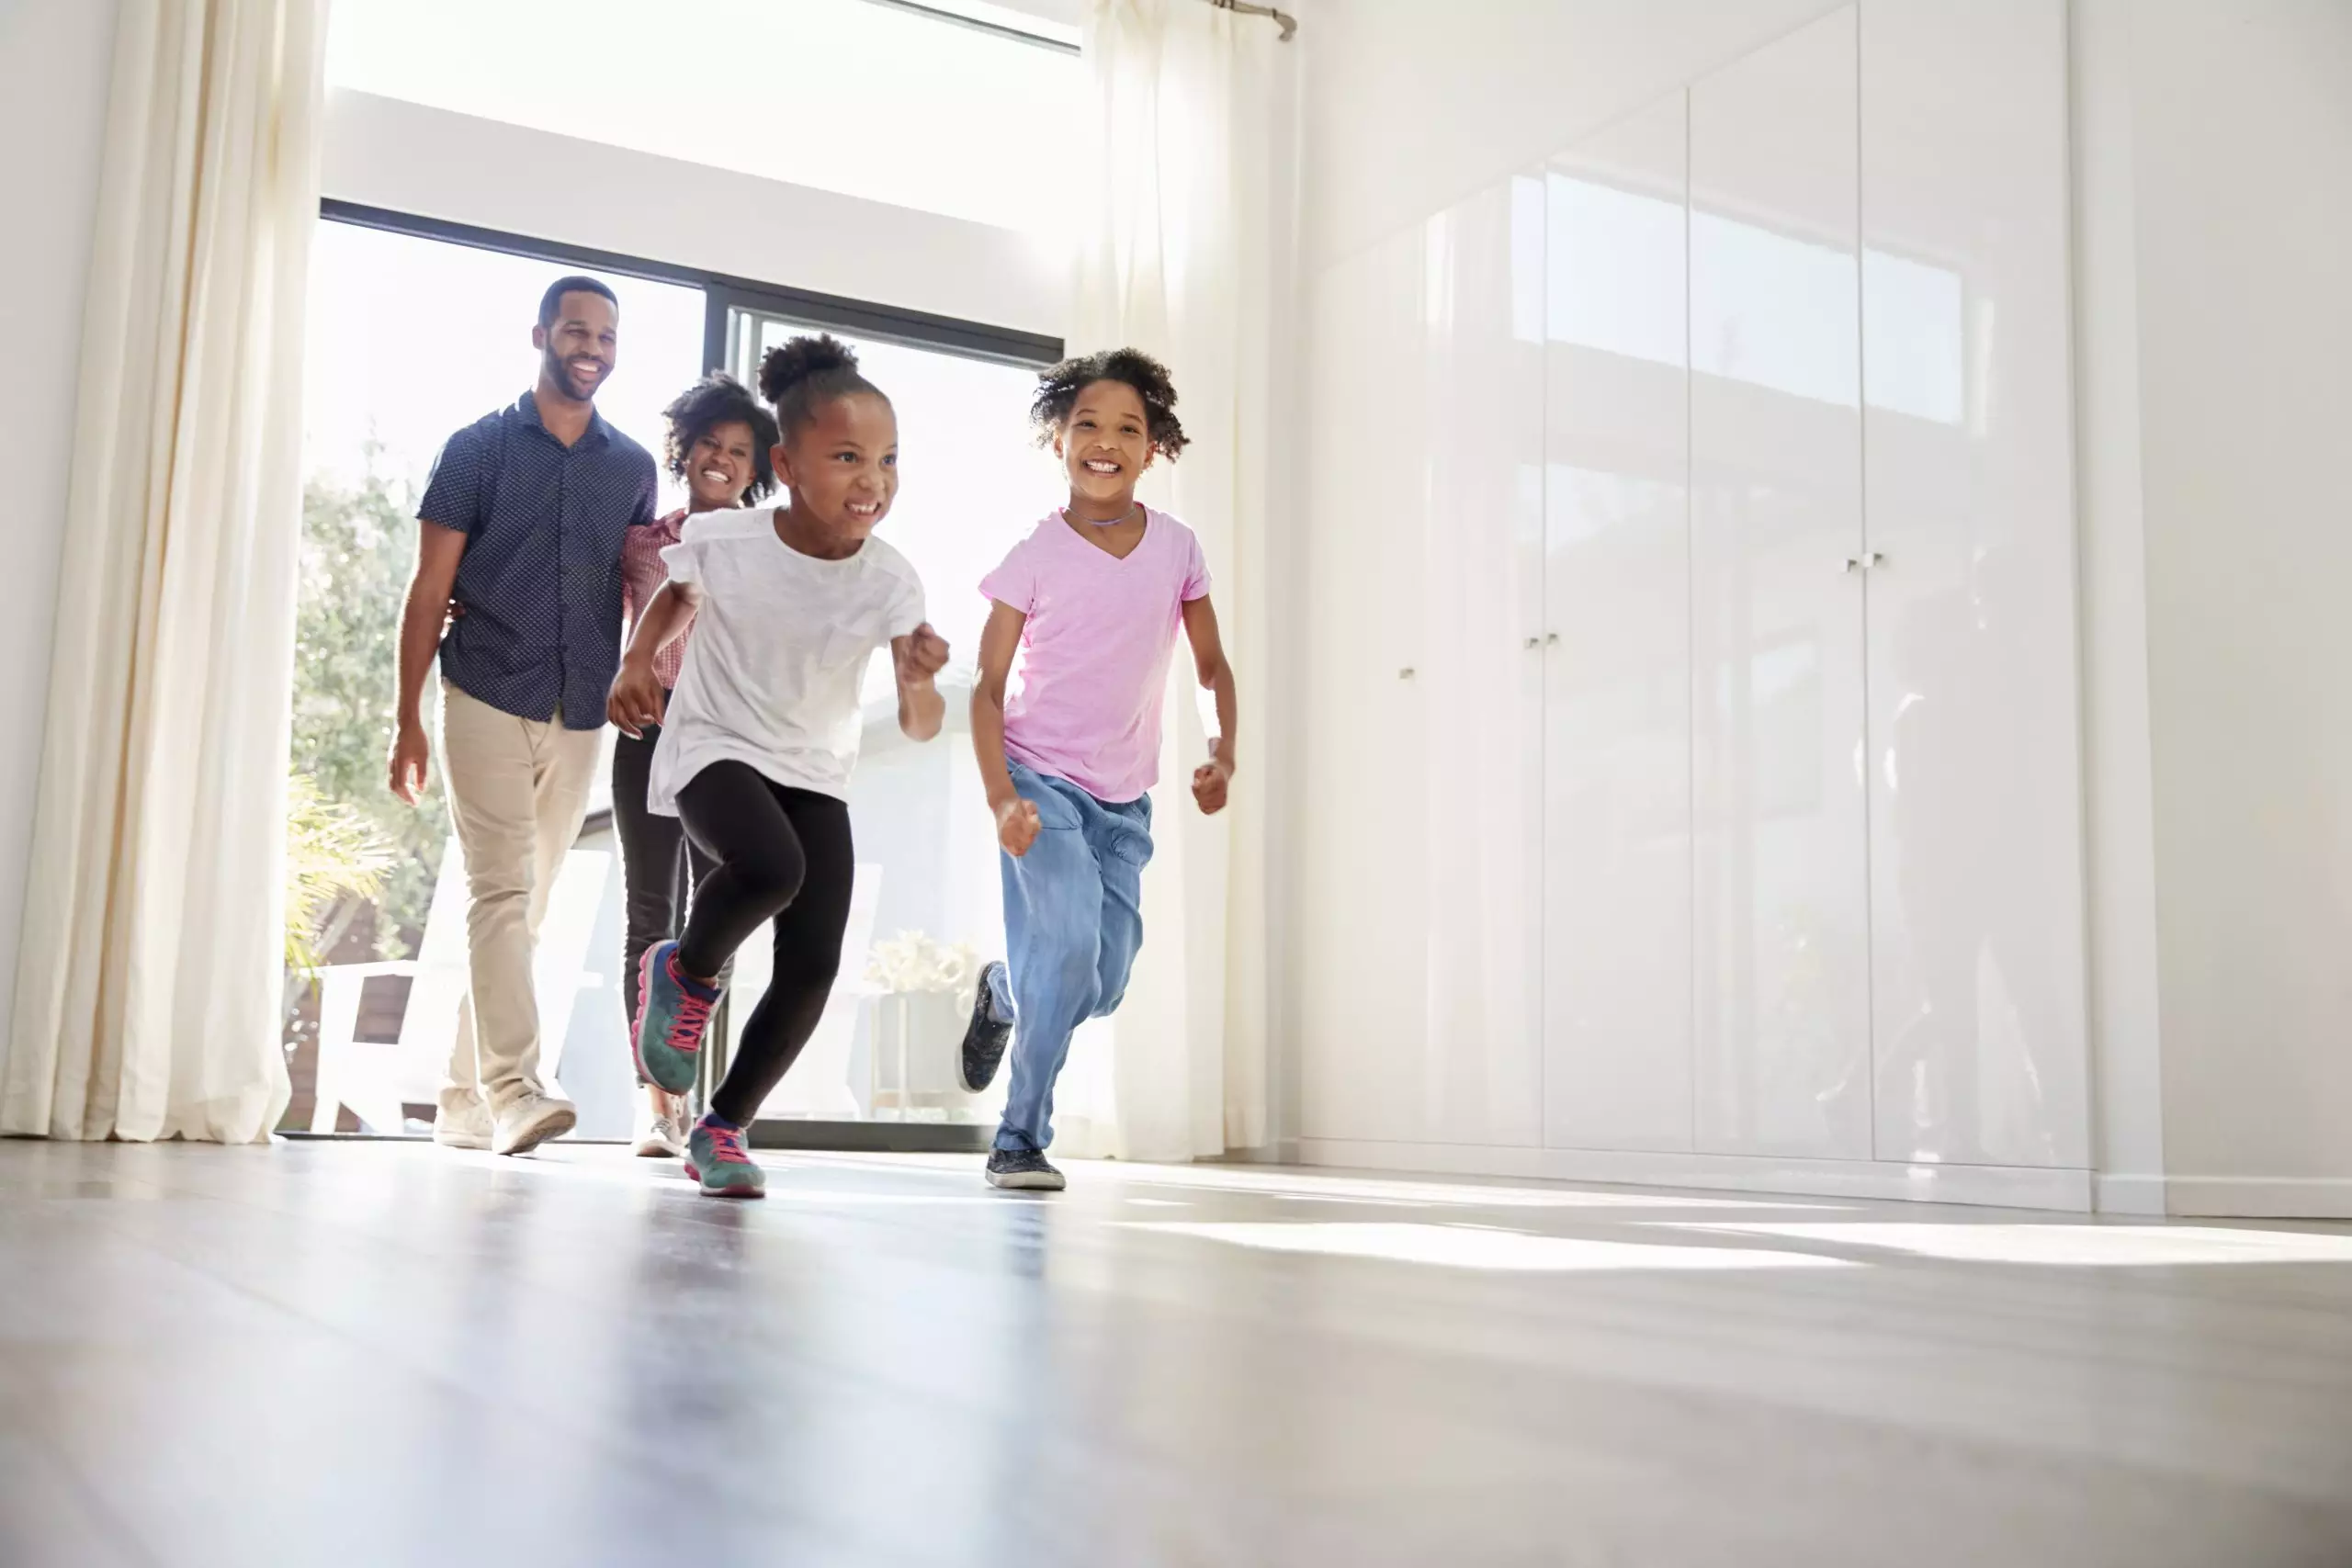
[538,275,618,329]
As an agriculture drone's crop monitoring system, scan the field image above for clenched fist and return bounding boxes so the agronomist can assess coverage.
[897,622,950,682]
[995,794,1043,857]
[1192,757,1233,816]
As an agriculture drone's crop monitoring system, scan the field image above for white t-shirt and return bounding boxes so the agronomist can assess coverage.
[647,506,926,813]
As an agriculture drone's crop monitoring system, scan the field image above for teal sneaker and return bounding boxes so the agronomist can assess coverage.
[634,941,718,1095]
[684,1118,766,1199]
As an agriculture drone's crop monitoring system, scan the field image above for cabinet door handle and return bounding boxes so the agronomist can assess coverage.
[1524,637,1542,650]
[1843,557,1861,573]
[1866,551,1886,569]
[1545,632,1560,646]
[1398,667,1417,680]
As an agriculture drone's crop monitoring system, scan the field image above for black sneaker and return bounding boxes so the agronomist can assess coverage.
[958,961,1013,1093]
[985,1147,1065,1191]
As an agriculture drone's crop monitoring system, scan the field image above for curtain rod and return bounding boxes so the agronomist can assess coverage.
[866,0,1296,49]
[1209,0,1299,42]
[862,1,1080,53]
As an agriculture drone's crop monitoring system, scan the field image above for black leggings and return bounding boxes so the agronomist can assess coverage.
[675,761,855,1127]
[612,723,718,1085]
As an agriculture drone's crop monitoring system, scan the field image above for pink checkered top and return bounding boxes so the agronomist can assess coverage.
[621,508,696,690]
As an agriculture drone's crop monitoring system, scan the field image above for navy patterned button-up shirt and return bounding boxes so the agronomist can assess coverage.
[419,391,659,729]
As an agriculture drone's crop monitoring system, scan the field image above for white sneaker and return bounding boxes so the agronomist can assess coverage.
[492,1092,577,1156]
[633,1105,686,1159]
[433,1100,492,1150]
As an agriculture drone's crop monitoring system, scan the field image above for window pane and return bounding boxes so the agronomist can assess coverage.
[302,223,706,510]
[326,0,1080,233]
[288,220,704,1137]
[302,221,705,817]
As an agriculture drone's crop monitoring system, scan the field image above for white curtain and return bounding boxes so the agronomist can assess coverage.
[1,0,327,1143]
[1051,0,1282,1162]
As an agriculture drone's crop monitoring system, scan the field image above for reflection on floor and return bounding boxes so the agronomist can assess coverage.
[4,1141,2350,1567]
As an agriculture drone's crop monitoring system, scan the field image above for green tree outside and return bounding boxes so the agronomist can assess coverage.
[291,452,447,964]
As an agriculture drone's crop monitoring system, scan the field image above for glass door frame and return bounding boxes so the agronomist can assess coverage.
[306,199,1062,1155]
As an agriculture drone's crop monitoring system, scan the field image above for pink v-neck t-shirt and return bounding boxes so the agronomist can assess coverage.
[980,506,1211,805]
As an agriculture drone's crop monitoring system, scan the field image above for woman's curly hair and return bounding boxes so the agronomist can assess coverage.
[1029,347,1188,459]
[660,373,780,505]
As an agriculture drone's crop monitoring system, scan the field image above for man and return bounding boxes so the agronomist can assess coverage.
[389,275,658,1156]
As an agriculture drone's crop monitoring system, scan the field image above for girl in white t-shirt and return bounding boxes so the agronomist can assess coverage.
[609,335,949,1198]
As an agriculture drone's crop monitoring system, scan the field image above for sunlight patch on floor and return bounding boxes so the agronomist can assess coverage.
[1125,1221,1861,1272]
[1645,1223,2352,1266]
[1111,1165,1858,1212]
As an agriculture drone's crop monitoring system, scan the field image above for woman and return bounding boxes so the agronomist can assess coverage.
[616,373,780,1156]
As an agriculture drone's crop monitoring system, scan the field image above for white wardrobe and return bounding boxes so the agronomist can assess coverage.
[1297,0,2088,1203]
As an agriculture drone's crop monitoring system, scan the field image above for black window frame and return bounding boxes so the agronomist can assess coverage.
[319,199,1066,373]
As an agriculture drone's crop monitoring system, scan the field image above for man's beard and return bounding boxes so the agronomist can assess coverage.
[544,348,603,401]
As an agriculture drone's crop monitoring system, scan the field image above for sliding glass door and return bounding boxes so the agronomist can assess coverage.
[285,220,1058,1143]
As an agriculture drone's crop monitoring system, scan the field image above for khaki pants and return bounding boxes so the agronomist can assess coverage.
[436,682,602,1117]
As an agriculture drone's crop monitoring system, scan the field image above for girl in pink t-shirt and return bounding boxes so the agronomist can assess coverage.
[964,349,1240,1190]
[615,373,778,1159]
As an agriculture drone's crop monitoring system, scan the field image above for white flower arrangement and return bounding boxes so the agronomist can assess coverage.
[864,931,981,996]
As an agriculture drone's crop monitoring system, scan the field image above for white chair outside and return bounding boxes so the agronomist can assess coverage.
[310,836,609,1134]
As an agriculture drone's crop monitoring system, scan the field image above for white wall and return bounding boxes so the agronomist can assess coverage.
[1291,0,2352,1215]
[1284,0,2095,1208]
[324,91,1067,340]
[1301,0,1840,274]
[2070,0,2168,1214]
[1275,0,1855,1165]
[2075,0,2352,1217]
[0,0,119,1044]
[992,0,1083,26]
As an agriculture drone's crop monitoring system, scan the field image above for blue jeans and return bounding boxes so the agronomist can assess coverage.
[990,761,1154,1152]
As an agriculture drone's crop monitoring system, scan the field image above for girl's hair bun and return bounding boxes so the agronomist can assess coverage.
[758,333,860,405]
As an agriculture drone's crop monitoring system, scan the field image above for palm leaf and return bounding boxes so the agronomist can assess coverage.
[285,771,396,981]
